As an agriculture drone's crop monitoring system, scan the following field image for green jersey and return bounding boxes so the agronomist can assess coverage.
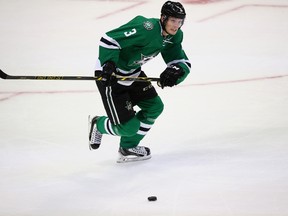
[98,16,190,84]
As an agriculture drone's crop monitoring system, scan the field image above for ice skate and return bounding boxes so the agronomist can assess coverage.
[88,116,102,150]
[117,146,151,163]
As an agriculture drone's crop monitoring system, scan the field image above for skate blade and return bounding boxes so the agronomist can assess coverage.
[117,154,152,163]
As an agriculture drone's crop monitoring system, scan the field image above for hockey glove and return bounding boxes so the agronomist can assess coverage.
[101,61,117,86]
[159,64,185,88]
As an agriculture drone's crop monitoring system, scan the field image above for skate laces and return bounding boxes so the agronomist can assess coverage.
[127,146,148,156]
[117,146,151,162]
[90,125,102,145]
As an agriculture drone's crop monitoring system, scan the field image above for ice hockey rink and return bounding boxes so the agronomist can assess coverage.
[0,0,288,215]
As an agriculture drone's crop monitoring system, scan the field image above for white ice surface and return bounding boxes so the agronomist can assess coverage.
[0,0,288,215]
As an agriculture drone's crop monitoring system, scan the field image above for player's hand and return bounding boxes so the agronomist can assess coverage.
[159,64,184,88]
[101,61,117,86]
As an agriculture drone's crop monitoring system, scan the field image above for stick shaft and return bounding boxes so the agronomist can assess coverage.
[0,69,160,82]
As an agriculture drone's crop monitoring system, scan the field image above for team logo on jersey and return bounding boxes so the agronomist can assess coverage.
[130,53,158,66]
[143,21,154,30]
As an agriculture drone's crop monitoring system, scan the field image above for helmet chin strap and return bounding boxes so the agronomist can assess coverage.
[160,15,169,36]
[162,26,169,36]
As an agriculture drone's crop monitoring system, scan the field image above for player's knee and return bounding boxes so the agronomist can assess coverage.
[115,117,140,136]
[150,96,164,119]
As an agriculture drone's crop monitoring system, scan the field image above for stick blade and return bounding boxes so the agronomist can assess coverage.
[0,69,8,79]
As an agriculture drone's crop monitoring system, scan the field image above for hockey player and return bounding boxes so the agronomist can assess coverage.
[89,1,191,162]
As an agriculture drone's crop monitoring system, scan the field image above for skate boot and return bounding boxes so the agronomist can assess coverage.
[89,116,102,150]
[117,146,151,163]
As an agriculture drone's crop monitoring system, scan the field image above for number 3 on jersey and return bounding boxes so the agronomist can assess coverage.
[124,28,137,37]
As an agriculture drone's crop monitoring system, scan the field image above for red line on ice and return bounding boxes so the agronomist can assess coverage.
[95,1,146,20]
[181,74,288,87]
[197,4,288,23]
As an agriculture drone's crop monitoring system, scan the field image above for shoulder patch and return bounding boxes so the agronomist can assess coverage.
[143,21,154,30]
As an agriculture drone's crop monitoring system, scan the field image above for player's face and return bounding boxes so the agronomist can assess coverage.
[163,17,183,36]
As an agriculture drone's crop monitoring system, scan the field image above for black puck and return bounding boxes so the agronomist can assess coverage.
[148,196,157,201]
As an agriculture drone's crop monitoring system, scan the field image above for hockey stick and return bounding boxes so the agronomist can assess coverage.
[0,69,160,82]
